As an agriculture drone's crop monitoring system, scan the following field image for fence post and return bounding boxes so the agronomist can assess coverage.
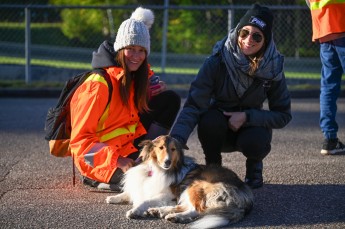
[25,7,31,84]
[160,0,169,75]
[228,8,234,33]
[107,9,116,41]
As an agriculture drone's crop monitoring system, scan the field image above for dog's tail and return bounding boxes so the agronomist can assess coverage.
[190,214,229,229]
[190,198,253,229]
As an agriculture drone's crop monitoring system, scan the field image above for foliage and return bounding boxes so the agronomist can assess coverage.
[2,0,317,55]
[167,9,225,54]
[0,22,72,45]
[49,0,135,44]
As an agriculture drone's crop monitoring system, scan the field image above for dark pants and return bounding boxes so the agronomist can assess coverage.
[197,109,272,165]
[140,90,181,129]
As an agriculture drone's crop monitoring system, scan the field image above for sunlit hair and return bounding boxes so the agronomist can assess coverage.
[238,34,266,76]
[248,44,265,76]
[116,49,149,113]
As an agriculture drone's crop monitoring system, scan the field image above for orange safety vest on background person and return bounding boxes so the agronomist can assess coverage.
[69,66,153,183]
[309,0,345,41]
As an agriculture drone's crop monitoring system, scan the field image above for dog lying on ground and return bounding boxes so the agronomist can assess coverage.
[106,135,254,229]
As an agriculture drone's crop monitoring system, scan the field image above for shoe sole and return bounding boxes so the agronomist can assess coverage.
[97,182,123,192]
[320,149,345,155]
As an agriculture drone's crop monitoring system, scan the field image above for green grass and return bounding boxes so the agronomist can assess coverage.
[0,22,61,28]
[0,56,90,69]
[0,56,322,79]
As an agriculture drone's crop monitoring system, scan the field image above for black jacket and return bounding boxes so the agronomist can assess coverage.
[170,38,292,145]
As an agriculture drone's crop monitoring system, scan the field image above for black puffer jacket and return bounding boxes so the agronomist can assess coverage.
[170,35,292,146]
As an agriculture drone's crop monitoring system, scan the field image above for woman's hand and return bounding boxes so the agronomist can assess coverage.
[150,81,167,97]
[116,156,135,173]
[223,111,247,132]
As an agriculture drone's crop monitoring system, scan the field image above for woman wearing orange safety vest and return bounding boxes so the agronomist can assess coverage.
[306,0,345,155]
[69,7,181,191]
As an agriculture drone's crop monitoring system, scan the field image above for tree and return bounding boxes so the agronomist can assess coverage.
[49,0,136,45]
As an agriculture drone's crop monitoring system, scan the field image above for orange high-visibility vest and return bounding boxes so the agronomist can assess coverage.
[309,0,345,41]
[70,66,153,183]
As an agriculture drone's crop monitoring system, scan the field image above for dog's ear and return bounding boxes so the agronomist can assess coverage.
[138,139,152,148]
[171,136,185,158]
[138,140,154,162]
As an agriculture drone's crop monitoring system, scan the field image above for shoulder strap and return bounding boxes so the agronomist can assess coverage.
[91,68,113,106]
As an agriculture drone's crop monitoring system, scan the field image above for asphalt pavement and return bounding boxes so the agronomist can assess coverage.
[0,97,344,229]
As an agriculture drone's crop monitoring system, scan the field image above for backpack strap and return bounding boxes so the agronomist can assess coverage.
[92,68,113,107]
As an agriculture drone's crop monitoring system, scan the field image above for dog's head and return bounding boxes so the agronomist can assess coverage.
[138,135,184,171]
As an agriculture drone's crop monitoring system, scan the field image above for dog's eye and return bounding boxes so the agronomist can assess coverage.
[171,147,176,151]
[159,146,164,150]
[217,196,225,202]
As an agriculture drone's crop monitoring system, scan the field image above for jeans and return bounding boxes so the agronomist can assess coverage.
[319,36,345,139]
[197,109,272,165]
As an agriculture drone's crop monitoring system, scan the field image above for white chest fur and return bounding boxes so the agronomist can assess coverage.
[122,162,175,207]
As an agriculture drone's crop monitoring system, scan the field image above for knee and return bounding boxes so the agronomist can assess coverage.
[198,110,227,135]
[237,128,272,160]
[161,90,181,109]
[242,142,271,160]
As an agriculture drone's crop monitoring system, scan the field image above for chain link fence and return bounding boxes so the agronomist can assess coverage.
[0,4,332,90]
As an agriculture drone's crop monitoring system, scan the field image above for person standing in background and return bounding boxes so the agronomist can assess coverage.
[306,0,345,155]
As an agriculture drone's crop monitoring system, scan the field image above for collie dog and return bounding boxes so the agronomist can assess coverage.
[106,135,254,228]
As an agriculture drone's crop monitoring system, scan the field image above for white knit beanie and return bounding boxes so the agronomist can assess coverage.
[114,7,154,55]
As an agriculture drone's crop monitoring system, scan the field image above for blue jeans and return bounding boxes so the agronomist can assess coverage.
[319,36,345,139]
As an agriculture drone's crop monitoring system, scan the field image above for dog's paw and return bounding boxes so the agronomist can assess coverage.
[105,196,120,204]
[147,207,163,218]
[126,208,143,219]
[165,213,179,223]
[165,213,193,224]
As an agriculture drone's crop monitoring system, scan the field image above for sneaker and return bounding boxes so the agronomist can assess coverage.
[82,176,100,188]
[321,138,345,155]
[97,182,123,192]
[82,176,123,192]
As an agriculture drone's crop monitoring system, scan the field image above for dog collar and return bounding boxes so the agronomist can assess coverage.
[148,170,153,176]
[147,165,153,177]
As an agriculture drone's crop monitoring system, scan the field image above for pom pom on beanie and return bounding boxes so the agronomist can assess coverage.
[114,7,154,55]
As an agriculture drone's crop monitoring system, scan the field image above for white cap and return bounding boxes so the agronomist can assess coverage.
[114,7,154,55]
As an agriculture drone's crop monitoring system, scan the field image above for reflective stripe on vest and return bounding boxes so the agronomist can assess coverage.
[81,73,112,167]
[84,142,107,167]
[309,0,345,41]
[100,123,138,142]
[84,73,111,132]
[83,123,138,167]
[310,0,345,10]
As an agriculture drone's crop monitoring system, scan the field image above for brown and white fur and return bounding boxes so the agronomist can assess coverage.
[106,135,254,229]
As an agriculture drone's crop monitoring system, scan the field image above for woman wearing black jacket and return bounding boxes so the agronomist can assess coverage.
[170,4,292,189]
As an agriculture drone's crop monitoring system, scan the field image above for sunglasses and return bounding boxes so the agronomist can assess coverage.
[238,29,263,43]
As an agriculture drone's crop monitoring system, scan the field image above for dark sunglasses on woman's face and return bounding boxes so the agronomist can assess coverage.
[238,29,263,43]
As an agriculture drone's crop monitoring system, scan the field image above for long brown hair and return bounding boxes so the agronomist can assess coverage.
[116,49,149,113]
[248,45,265,76]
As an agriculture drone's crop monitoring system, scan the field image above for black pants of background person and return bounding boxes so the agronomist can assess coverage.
[139,90,181,134]
[197,108,272,189]
[90,90,181,187]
